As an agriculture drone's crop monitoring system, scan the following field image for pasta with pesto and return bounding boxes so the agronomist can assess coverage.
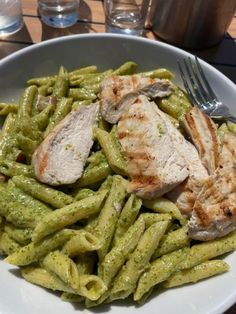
[0,61,235,310]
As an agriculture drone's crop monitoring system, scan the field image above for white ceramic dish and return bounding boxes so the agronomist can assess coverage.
[0,33,236,314]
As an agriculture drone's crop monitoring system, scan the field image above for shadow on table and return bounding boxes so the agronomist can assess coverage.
[192,34,236,83]
[40,0,99,42]
[0,22,33,45]
[0,0,96,46]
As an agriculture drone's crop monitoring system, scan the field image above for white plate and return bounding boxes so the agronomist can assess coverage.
[0,33,236,314]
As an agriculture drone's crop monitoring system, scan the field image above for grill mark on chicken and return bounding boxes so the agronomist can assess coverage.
[100,75,173,124]
[125,151,153,161]
[166,143,209,216]
[185,189,196,209]
[188,133,236,240]
[221,200,233,217]
[204,113,220,171]
[38,152,48,176]
[183,107,221,175]
[193,179,222,227]
[167,156,208,217]
[113,77,124,107]
[184,112,206,161]
[118,131,128,140]
[191,200,210,227]
[189,176,236,239]
[120,112,148,122]
[118,129,147,141]
[131,175,161,189]
[118,95,189,199]
[224,138,236,160]
[32,103,99,186]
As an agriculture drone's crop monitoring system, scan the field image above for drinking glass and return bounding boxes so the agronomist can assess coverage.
[38,0,79,28]
[104,0,150,36]
[0,0,23,36]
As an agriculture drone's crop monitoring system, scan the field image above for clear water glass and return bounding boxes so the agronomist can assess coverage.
[0,0,23,36]
[104,0,150,36]
[38,0,79,28]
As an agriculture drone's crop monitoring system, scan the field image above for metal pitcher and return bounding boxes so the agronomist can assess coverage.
[149,0,236,49]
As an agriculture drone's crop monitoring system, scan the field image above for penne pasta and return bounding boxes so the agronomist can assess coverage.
[143,197,187,226]
[0,103,18,115]
[5,229,77,266]
[78,274,107,301]
[179,230,236,270]
[152,225,190,259]
[0,232,21,255]
[1,61,236,310]
[12,175,74,209]
[62,230,101,257]
[134,248,189,301]
[95,127,128,176]
[32,190,108,243]
[110,220,169,300]
[22,266,75,293]
[0,159,33,177]
[98,215,145,287]
[95,175,127,261]
[17,85,38,136]
[112,193,142,246]
[4,223,32,245]
[42,250,80,291]
[162,260,229,288]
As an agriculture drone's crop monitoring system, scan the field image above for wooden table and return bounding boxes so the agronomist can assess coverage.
[0,1,236,313]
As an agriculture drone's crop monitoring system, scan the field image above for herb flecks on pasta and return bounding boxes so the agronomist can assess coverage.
[0,61,235,309]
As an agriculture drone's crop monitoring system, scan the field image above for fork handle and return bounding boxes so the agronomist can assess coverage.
[211,114,236,124]
[226,115,236,124]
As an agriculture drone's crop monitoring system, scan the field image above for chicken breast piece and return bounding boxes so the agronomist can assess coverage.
[100,75,173,124]
[188,133,236,241]
[117,95,189,199]
[167,140,209,216]
[153,105,208,216]
[32,103,99,186]
[182,106,221,175]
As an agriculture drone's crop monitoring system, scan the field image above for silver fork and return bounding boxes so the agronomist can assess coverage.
[178,56,236,123]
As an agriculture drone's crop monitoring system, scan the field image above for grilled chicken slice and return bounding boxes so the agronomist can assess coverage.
[32,103,99,186]
[117,95,189,199]
[167,141,209,216]
[188,133,236,241]
[100,75,173,124]
[183,106,221,175]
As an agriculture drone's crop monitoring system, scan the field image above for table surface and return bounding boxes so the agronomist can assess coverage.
[0,1,236,313]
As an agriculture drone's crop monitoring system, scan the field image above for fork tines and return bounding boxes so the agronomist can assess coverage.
[178,56,218,111]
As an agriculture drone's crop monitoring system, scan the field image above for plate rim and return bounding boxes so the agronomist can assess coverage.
[0,32,235,314]
[0,33,235,91]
